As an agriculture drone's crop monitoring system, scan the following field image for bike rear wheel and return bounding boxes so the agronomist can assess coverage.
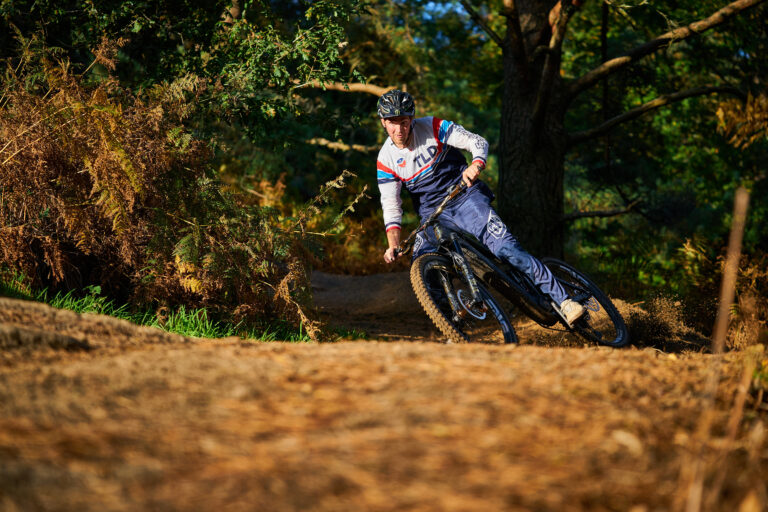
[411,253,518,344]
[542,258,630,348]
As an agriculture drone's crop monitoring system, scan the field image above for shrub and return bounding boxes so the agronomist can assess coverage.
[0,43,356,340]
[673,238,768,349]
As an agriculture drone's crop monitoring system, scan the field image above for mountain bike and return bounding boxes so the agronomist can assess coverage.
[395,182,629,347]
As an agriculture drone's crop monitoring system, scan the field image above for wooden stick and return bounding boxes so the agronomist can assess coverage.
[712,187,750,353]
[681,187,751,512]
[704,356,758,509]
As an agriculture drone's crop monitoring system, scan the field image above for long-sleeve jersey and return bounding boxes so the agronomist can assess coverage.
[376,117,489,232]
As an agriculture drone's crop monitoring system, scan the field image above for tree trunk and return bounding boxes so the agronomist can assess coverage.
[497,0,566,258]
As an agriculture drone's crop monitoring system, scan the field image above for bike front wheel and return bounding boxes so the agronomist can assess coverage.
[411,253,518,344]
[542,258,630,348]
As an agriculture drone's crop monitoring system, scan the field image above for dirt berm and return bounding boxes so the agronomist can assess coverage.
[0,272,765,511]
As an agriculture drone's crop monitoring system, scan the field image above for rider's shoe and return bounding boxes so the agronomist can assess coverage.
[560,298,585,326]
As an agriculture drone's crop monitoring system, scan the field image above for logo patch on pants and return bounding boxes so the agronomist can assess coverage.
[487,211,507,239]
[413,233,425,254]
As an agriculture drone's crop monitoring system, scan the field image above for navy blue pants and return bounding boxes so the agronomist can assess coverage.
[412,183,568,305]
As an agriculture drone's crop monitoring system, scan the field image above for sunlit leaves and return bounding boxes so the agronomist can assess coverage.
[718,93,768,149]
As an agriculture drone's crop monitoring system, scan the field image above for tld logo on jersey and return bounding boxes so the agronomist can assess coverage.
[413,145,438,167]
[397,157,406,167]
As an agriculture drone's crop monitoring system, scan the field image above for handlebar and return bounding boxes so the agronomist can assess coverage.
[394,181,468,257]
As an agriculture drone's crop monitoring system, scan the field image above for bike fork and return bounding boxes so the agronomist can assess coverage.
[435,271,465,322]
[435,227,486,322]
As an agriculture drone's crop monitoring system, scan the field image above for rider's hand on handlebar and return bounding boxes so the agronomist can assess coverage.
[462,162,484,187]
[383,246,401,264]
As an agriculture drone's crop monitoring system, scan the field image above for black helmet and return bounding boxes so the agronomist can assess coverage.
[377,89,415,118]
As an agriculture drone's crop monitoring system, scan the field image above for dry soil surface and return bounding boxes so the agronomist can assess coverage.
[0,272,766,512]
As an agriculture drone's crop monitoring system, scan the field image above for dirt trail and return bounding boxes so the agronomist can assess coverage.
[311,271,435,340]
[0,273,766,511]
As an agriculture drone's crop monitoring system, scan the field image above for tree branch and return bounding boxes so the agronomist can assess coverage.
[563,199,641,221]
[297,81,393,97]
[568,85,744,148]
[460,0,505,48]
[531,1,581,137]
[567,0,767,103]
[306,138,379,153]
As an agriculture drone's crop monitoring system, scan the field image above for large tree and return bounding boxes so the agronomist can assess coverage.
[478,0,766,256]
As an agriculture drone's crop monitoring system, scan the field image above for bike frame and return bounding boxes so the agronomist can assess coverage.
[452,232,560,327]
[397,182,570,330]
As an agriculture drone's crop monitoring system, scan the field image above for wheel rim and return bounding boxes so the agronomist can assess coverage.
[420,257,514,344]
[543,260,628,347]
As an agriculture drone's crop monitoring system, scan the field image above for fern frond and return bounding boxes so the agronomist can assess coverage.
[95,188,129,234]
[179,276,203,294]
[173,232,200,266]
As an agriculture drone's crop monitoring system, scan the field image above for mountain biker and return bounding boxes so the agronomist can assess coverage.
[375,89,586,325]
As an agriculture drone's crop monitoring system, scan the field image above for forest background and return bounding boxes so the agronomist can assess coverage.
[0,0,766,343]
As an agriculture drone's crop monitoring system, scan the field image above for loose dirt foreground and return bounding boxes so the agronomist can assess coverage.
[0,272,766,511]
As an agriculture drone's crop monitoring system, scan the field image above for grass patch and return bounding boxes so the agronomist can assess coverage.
[1,279,315,341]
[0,271,34,301]
[150,305,242,339]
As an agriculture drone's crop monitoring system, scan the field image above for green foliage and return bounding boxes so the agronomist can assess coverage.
[1,0,365,196]
[554,0,768,314]
[2,0,767,343]
[0,2,371,336]
[0,43,368,340]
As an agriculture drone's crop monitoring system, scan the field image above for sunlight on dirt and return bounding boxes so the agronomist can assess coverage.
[1,285,766,511]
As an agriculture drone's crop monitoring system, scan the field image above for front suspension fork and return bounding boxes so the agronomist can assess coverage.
[434,226,486,321]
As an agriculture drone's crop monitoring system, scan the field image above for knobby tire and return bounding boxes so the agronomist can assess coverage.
[411,253,517,344]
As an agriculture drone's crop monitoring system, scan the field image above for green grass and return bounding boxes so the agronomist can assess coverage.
[0,272,34,301]
[38,286,249,339]
[151,306,241,339]
[0,271,370,342]
[0,275,316,341]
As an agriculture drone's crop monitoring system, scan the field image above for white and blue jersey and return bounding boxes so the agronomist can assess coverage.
[376,116,488,233]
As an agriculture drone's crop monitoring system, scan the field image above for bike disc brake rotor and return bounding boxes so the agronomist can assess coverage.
[457,289,487,320]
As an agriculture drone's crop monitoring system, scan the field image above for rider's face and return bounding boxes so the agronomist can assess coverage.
[381,116,413,149]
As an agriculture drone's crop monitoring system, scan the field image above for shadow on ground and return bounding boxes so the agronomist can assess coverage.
[313,271,712,353]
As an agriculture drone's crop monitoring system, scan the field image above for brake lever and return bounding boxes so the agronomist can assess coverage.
[393,242,410,258]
